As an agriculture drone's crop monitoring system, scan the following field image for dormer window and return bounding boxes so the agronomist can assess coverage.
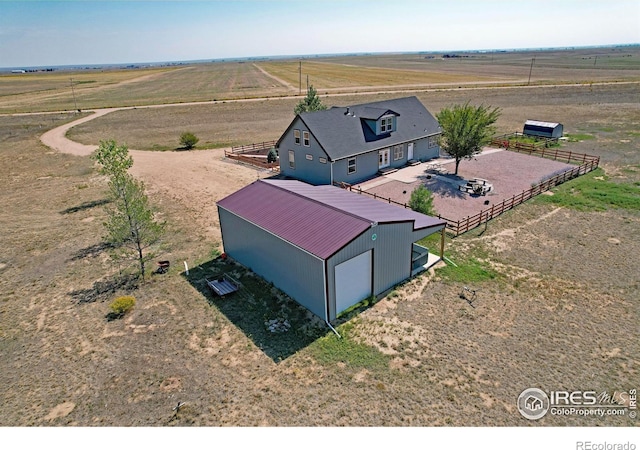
[380,115,395,133]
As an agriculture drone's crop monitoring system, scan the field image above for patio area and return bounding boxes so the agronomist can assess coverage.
[354,148,575,222]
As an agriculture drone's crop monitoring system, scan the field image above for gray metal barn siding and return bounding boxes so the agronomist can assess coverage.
[217,207,327,318]
[325,221,442,319]
[217,179,446,322]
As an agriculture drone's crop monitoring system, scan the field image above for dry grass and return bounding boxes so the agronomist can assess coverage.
[1,50,639,426]
[66,82,640,153]
[0,63,292,114]
[67,99,299,151]
[318,47,640,83]
[4,46,639,115]
[256,60,503,92]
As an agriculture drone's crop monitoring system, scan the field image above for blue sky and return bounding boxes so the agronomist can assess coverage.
[1,0,639,67]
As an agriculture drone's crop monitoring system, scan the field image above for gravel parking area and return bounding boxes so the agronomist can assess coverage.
[360,149,575,221]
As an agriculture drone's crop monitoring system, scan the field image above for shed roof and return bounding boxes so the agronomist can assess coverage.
[277,96,440,161]
[218,180,445,260]
[524,120,561,129]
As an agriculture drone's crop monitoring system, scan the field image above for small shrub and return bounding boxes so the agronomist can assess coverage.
[109,295,136,317]
[179,132,199,150]
[267,148,278,163]
[409,185,436,216]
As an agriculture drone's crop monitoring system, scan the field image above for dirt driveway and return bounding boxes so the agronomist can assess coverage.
[39,108,271,244]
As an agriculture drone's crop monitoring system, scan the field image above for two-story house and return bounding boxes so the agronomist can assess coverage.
[276,96,441,185]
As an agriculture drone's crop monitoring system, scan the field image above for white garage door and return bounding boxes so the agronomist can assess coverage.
[335,250,372,314]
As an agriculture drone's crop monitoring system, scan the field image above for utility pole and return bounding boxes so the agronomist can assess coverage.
[299,61,302,95]
[527,57,535,86]
[70,78,78,111]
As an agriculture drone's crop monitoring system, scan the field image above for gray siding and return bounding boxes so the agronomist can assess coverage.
[278,118,331,185]
[218,207,327,319]
[332,138,440,186]
[333,151,379,185]
[413,136,440,161]
[325,222,444,320]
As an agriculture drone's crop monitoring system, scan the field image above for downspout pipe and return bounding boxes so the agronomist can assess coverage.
[323,259,341,338]
[330,160,334,185]
[326,320,342,339]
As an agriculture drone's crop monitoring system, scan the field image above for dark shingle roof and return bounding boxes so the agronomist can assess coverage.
[218,180,445,260]
[295,96,440,161]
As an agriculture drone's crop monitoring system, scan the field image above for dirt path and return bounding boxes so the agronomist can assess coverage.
[253,63,297,91]
[40,109,116,156]
[38,106,268,243]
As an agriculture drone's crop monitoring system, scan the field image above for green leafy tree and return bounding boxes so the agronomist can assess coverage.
[93,140,165,279]
[436,102,501,175]
[408,185,436,216]
[179,131,199,150]
[294,85,327,115]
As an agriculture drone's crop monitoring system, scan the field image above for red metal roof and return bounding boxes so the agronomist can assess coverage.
[261,180,445,231]
[217,181,371,259]
[217,180,445,260]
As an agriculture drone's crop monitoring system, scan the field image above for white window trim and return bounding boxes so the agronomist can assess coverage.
[380,115,394,133]
[347,157,357,174]
[428,134,440,148]
[393,144,403,161]
[294,129,301,145]
[288,150,295,169]
[303,131,310,147]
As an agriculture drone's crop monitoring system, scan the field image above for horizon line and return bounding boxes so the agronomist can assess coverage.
[2,43,639,71]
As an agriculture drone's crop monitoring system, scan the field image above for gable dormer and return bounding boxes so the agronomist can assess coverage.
[378,114,396,134]
[358,107,400,136]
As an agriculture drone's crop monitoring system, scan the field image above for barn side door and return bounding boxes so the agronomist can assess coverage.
[334,250,372,314]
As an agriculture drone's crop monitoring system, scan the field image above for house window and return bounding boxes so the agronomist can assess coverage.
[380,116,394,133]
[393,145,403,160]
[288,150,295,169]
[347,157,356,174]
[303,131,310,146]
[319,157,327,164]
[306,154,313,161]
[428,134,440,148]
[294,129,301,145]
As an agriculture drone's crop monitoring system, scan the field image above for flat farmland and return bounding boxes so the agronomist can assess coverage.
[67,82,640,155]
[319,47,640,82]
[255,60,504,92]
[1,48,639,427]
[4,46,640,115]
[0,63,293,114]
[67,98,299,151]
